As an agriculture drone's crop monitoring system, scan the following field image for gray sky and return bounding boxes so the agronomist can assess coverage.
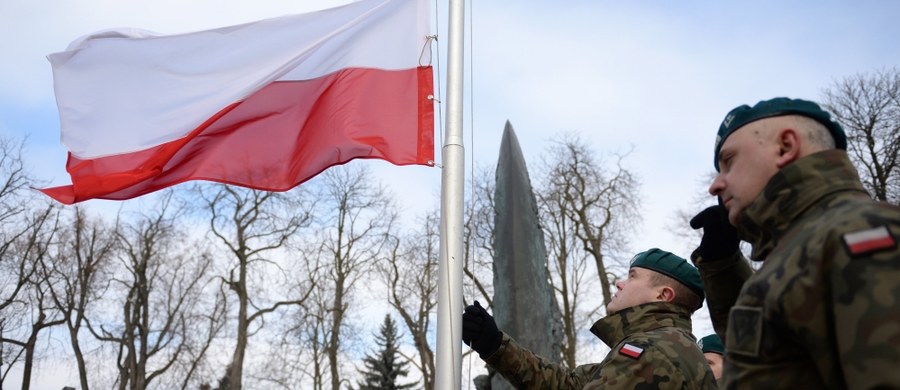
[2,0,899,387]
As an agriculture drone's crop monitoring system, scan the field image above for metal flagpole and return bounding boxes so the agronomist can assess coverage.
[435,0,465,388]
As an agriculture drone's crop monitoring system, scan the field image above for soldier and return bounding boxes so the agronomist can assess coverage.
[690,97,900,388]
[698,334,724,381]
[462,248,717,389]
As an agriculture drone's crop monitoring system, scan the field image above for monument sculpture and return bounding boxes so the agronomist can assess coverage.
[483,121,564,390]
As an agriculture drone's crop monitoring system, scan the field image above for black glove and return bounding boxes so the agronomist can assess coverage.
[462,300,501,357]
[690,205,739,261]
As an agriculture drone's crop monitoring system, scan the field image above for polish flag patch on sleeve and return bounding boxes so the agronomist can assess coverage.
[843,226,896,256]
[619,343,644,359]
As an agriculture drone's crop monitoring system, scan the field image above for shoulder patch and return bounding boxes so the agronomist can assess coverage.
[619,343,644,359]
[842,226,896,256]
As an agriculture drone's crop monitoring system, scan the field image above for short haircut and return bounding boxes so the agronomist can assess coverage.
[648,272,703,312]
[780,115,836,150]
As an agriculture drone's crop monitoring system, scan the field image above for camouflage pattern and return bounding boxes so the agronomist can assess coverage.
[483,302,717,389]
[698,150,900,388]
[690,250,752,339]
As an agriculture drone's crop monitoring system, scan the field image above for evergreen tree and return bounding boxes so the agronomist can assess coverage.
[355,314,417,390]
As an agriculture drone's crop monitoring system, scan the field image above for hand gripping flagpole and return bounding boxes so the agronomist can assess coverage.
[436,0,465,388]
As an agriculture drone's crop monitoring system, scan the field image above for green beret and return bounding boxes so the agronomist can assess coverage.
[698,334,724,355]
[630,248,704,301]
[714,97,847,171]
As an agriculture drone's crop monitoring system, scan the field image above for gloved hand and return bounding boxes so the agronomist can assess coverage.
[690,204,739,261]
[462,301,501,357]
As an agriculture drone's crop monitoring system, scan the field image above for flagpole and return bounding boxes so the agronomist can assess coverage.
[436,0,465,388]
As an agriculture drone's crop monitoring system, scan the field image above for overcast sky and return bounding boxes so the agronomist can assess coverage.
[2,0,899,387]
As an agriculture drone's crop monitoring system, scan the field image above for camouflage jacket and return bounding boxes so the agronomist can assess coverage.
[697,151,900,389]
[484,302,717,389]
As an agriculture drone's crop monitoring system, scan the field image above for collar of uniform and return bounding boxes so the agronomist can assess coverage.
[589,302,693,348]
[736,150,867,260]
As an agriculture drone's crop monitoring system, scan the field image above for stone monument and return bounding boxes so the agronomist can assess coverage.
[485,121,564,390]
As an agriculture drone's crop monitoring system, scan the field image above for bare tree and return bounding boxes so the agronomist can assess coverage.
[245,236,323,390]
[198,184,313,390]
[0,136,43,314]
[87,192,224,390]
[293,284,338,390]
[305,165,397,390]
[173,285,227,390]
[822,67,900,204]
[0,205,63,390]
[0,135,64,389]
[538,133,640,309]
[537,185,592,368]
[462,167,496,307]
[380,211,439,390]
[45,206,118,390]
[0,137,43,388]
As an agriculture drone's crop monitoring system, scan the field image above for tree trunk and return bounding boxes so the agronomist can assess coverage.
[69,326,90,390]
[21,333,37,390]
[593,249,613,307]
[329,283,345,390]
[415,333,434,390]
[228,260,249,390]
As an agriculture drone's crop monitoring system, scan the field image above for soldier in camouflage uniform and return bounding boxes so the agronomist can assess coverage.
[698,334,724,381]
[462,248,718,389]
[690,97,900,388]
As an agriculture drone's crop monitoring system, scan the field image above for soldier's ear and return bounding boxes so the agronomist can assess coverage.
[658,286,676,303]
[775,128,800,168]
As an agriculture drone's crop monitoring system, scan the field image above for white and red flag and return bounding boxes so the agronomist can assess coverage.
[41,0,434,204]
[619,343,644,359]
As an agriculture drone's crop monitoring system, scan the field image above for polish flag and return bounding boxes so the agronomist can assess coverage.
[843,226,895,255]
[40,0,434,204]
[619,343,644,359]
